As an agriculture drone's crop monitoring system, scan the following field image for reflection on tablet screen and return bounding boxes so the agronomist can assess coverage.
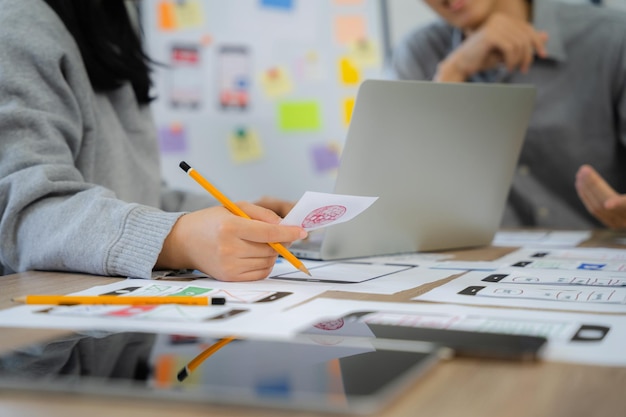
[0,331,442,415]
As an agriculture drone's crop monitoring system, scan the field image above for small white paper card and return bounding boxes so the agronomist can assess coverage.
[280,191,378,231]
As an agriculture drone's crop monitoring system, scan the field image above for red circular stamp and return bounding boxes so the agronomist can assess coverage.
[313,319,345,331]
[302,205,347,228]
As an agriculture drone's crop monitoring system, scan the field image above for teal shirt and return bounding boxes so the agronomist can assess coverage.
[393,0,626,229]
[0,0,214,277]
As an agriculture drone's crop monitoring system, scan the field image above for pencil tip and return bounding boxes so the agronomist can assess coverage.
[300,266,312,276]
[11,296,25,303]
[179,161,191,172]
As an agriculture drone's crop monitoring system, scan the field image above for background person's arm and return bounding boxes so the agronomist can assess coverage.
[434,13,547,82]
[576,165,626,230]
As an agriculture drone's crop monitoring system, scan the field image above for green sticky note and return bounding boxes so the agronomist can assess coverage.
[278,101,322,132]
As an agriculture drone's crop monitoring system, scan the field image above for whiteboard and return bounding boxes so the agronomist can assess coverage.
[142,0,386,202]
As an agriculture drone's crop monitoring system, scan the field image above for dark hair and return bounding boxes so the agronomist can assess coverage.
[43,0,153,103]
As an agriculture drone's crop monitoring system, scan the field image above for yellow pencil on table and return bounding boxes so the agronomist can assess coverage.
[12,295,226,306]
[179,161,311,276]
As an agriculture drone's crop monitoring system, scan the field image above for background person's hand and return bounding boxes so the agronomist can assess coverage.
[576,164,626,230]
[156,202,307,281]
[435,13,548,82]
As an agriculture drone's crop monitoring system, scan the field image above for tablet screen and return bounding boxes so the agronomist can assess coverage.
[300,310,547,361]
[0,331,442,415]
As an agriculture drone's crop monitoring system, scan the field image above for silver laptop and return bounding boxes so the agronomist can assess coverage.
[291,79,535,260]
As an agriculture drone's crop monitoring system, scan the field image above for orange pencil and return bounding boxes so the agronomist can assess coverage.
[179,161,311,276]
[12,295,226,306]
[177,336,237,381]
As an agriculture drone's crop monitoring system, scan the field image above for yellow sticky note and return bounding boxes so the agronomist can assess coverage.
[278,101,322,132]
[348,38,381,68]
[334,15,366,45]
[343,97,355,126]
[229,128,264,164]
[260,66,293,99]
[339,57,360,85]
[174,0,204,29]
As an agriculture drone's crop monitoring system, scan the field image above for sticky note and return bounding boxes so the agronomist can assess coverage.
[334,15,366,45]
[174,0,205,29]
[339,57,360,85]
[343,97,355,126]
[157,1,176,30]
[348,38,381,68]
[278,101,322,132]
[260,66,293,98]
[229,128,264,163]
[294,50,325,81]
[260,0,295,10]
[157,0,204,30]
[158,123,187,153]
[311,142,341,173]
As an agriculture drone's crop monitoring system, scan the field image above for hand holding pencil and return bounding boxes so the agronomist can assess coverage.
[155,162,309,282]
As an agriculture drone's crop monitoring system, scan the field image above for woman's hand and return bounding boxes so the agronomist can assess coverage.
[156,202,307,281]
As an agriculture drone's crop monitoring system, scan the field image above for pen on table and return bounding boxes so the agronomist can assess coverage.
[179,160,311,276]
[177,336,237,382]
[11,295,227,306]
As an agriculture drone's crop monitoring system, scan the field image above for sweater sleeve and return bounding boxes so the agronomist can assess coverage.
[0,1,181,278]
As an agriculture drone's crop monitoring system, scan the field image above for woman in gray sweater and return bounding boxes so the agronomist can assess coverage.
[0,0,306,281]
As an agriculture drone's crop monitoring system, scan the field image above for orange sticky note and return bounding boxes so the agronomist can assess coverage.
[158,1,176,30]
[334,15,366,45]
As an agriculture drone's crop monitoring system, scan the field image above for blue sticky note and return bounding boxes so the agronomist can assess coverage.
[260,0,294,10]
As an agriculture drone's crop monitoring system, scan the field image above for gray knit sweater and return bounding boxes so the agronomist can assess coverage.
[0,0,215,278]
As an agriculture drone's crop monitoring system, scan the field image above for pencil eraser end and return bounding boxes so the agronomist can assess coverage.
[179,161,191,172]
[211,297,226,305]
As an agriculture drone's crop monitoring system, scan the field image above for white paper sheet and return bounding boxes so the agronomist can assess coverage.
[280,298,626,367]
[499,247,626,263]
[280,191,377,231]
[492,231,592,247]
[496,247,626,272]
[414,268,626,313]
[0,279,331,338]
[270,258,456,294]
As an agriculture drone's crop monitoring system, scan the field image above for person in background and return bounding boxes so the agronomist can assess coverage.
[392,0,626,230]
[0,0,306,281]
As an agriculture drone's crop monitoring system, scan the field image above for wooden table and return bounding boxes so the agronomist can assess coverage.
[1,230,625,417]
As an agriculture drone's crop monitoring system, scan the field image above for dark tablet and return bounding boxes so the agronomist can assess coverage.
[0,330,444,415]
[301,310,548,361]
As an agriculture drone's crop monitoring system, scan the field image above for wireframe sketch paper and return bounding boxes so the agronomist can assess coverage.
[414,267,626,313]
[286,298,626,367]
[280,191,377,231]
